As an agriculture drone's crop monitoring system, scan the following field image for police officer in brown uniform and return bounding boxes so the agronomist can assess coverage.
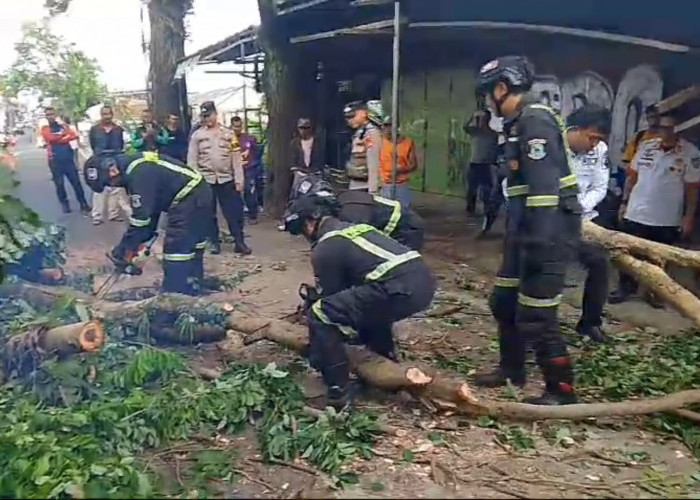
[344,101,383,194]
[188,101,251,255]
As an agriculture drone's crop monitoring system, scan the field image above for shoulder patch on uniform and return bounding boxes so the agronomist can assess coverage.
[692,157,700,169]
[527,139,547,161]
[130,194,142,209]
[86,167,98,181]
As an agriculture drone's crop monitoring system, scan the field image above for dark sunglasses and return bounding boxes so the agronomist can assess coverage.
[298,126,311,130]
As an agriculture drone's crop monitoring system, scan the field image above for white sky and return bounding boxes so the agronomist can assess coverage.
[0,0,260,93]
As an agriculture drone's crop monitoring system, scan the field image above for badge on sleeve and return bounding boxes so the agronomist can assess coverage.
[86,167,98,181]
[130,194,142,209]
[692,157,700,169]
[527,139,547,160]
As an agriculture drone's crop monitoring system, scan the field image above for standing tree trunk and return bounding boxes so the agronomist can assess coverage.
[147,0,190,121]
[257,0,304,218]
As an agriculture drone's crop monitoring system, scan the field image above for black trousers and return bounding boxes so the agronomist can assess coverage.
[49,158,87,207]
[576,237,609,328]
[209,181,246,246]
[162,183,212,295]
[243,165,260,220]
[465,163,494,212]
[490,207,580,390]
[307,263,436,390]
[617,219,680,294]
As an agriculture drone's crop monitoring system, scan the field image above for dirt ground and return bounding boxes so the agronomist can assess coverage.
[63,194,700,499]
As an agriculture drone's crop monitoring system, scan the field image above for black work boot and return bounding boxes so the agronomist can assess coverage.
[209,241,221,255]
[474,323,525,387]
[524,356,577,405]
[322,361,353,411]
[576,321,608,343]
[234,243,252,255]
[61,201,71,214]
[608,287,631,304]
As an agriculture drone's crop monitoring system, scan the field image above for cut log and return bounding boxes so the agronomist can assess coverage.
[582,220,700,269]
[2,321,105,378]
[226,313,700,421]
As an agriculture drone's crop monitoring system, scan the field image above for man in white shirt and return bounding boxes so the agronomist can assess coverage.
[610,113,700,305]
[565,106,612,342]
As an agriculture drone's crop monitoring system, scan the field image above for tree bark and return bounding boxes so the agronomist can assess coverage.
[257,0,304,217]
[2,321,105,378]
[582,221,700,269]
[582,221,700,326]
[226,313,700,421]
[147,0,190,121]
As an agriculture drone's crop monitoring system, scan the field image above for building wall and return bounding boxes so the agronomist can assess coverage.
[380,45,670,196]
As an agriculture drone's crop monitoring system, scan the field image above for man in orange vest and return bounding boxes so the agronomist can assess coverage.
[379,115,418,206]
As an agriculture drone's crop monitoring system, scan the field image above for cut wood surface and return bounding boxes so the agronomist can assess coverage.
[226,313,700,421]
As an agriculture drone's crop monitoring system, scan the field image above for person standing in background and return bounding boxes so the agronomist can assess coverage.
[231,116,261,224]
[131,109,169,153]
[188,101,251,256]
[290,118,324,175]
[379,115,417,206]
[610,113,699,306]
[88,106,131,225]
[344,101,382,193]
[463,108,499,216]
[161,113,188,162]
[41,106,91,214]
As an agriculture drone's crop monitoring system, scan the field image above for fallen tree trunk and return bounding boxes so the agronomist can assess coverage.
[582,220,700,269]
[226,313,700,421]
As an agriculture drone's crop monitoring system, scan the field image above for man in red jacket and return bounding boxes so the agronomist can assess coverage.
[41,106,90,214]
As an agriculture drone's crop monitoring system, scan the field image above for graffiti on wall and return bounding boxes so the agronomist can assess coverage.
[530,64,663,167]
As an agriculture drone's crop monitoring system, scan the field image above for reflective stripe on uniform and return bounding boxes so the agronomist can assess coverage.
[372,195,402,235]
[311,300,356,337]
[366,251,421,281]
[495,276,520,288]
[129,216,151,227]
[525,195,559,207]
[506,184,528,197]
[506,174,579,198]
[518,293,562,308]
[163,252,196,262]
[195,241,207,250]
[125,152,203,206]
[318,223,420,281]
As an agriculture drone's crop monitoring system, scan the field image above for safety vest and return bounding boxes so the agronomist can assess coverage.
[125,151,203,228]
[346,125,373,181]
[372,195,402,236]
[312,223,421,336]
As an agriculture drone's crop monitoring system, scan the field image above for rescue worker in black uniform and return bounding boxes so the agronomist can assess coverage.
[472,56,582,405]
[84,151,212,295]
[287,173,425,251]
[284,194,436,409]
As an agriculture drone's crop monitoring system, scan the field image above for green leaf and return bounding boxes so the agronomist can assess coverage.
[90,464,108,476]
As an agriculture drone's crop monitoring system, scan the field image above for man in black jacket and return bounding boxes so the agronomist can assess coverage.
[284,194,435,409]
[84,151,211,295]
[472,55,582,406]
[161,113,188,162]
[286,174,425,251]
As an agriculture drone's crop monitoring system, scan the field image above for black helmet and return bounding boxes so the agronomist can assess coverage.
[476,55,535,95]
[83,156,111,193]
[283,194,335,236]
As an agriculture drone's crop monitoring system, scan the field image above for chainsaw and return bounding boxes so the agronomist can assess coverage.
[94,232,159,300]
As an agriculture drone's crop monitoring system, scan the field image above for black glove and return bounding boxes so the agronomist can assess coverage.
[298,283,320,312]
[108,247,130,272]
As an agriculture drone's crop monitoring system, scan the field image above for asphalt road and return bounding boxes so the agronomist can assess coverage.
[13,133,124,248]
